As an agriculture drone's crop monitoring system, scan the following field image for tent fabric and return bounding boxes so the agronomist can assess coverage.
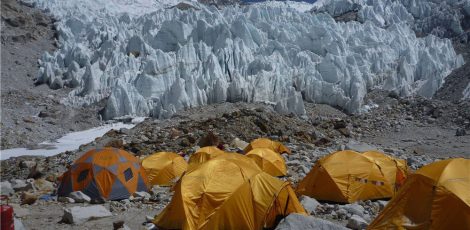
[141,152,188,186]
[296,150,408,203]
[244,138,292,155]
[246,148,287,177]
[57,147,148,200]
[368,158,470,230]
[153,157,306,230]
[187,146,225,170]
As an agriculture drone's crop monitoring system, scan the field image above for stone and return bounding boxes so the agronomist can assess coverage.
[343,204,365,217]
[456,128,466,136]
[20,160,37,169]
[346,214,368,230]
[0,181,14,196]
[21,192,38,205]
[133,191,151,199]
[377,200,388,210]
[300,196,321,214]
[14,218,26,230]
[230,138,249,150]
[69,191,91,203]
[11,179,34,192]
[345,141,377,152]
[58,196,76,203]
[275,213,348,230]
[33,179,55,193]
[61,205,112,224]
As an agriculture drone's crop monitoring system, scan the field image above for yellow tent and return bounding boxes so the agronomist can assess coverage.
[141,152,188,186]
[153,157,306,230]
[244,138,292,155]
[187,146,226,170]
[363,151,409,190]
[296,150,408,203]
[368,158,470,230]
[246,148,287,177]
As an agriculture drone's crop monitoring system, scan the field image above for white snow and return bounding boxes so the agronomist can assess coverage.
[252,1,315,13]
[27,0,465,119]
[0,122,135,160]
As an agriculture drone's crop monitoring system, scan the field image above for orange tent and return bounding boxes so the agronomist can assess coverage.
[246,148,287,177]
[244,138,291,155]
[153,157,306,230]
[141,152,188,186]
[57,147,148,200]
[368,158,470,230]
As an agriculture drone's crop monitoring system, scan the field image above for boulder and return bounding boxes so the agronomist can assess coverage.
[300,196,321,214]
[230,138,249,150]
[0,181,14,196]
[61,205,112,224]
[346,214,368,229]
[58,196,75,203]
[456,128,466,136]
[69,191,91,203]
[11,179,34,192]
[275,213,348,230]
[21,192,38,205]
[133,191,151,199]
[14,218,26,230]
[33,179,55,193]
[20,160,37,169]
[343,204,365,217]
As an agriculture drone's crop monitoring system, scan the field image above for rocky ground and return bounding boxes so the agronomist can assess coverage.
[1,0,102,150]
[1,90,469,229]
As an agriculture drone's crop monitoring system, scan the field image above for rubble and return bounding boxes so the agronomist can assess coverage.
[61,205,112,224]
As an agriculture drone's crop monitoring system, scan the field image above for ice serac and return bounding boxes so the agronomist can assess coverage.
[28,0,464,119]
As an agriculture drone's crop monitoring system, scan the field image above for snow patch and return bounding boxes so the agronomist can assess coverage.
[0,122,135,160]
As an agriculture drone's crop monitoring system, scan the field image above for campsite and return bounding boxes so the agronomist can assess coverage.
[1,0,470,229]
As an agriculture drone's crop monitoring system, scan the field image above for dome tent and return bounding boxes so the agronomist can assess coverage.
[368,158,470,230]
[244,138,292,155]
[297,150,408,203]
[153,155,306,230]
[187,146,225,167]
[246,148,287,177]
[57,147,148,200]
[141,152,188,186]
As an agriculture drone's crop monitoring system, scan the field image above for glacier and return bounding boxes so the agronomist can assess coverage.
[27,0,464,119]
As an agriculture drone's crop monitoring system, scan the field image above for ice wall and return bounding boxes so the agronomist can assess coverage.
[29,0,464,119]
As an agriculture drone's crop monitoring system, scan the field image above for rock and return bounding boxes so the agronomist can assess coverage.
[33,179,55,193]
[58,196,75,203]
[133,191,151,199]
[275,213,348,230]
[456,128,466,136]
[230,138,249,150]
[300,196,321,214]
[0,181,14,196]
[90,197,105,204]
[11,179,34,192]
[345,141,377,152]
[14,218,26,230]
[377,200,388,210]
[69,191,91,203]
[61,205,112,224]
[20,160,37,169]
[21,192,38,205]
[346,214,368,229]
[113,220,130,230]
[343,204,365,217]
[286,160,301,166]
[336,208,348,219]
[198,131,219,147]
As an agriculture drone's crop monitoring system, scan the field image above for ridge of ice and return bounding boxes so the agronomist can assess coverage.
[28,0,464,119]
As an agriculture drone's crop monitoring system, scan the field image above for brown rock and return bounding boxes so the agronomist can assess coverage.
[21,192,37,205]
[198,131,219,147]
